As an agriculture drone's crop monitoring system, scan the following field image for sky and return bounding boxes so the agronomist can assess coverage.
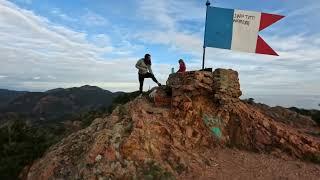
[0,0,319,109]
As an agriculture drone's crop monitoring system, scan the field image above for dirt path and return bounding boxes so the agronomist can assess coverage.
[180,148,320,180]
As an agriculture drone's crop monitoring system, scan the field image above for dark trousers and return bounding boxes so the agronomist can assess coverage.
[139,73,159,93]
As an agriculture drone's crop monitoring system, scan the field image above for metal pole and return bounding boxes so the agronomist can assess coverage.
[202,0,211,70]
[202,47,206,69]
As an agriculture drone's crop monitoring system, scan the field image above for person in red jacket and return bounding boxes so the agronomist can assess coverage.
[177,59,186,73]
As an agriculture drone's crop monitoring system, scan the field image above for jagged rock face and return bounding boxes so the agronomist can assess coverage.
[25,69,320,179]
[167,69,320,157]
[25,99,214,179]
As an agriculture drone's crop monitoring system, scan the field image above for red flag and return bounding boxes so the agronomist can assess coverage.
[255,13,285,56]
[256,35,278,56]
[259,13,285,31]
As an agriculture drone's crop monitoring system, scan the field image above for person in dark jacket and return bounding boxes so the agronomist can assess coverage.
[135,54,161,94]
[177,59,186,73]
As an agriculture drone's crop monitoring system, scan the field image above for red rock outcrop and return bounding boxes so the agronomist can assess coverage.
[167,69,320,157]
[25,69,320,180]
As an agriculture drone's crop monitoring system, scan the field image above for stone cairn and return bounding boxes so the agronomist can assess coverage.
[165,68,242,115]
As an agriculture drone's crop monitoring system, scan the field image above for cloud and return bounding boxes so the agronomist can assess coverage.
[287,2,320,18]
[135,30,202,56]
[82,10,109,26]
[16,0,32,4]
[50,8,76,22]
[0,0,152,92]
[137,0,203,31]
[138,0,176,30]
[90,34,112,48]
[134,0,205,58]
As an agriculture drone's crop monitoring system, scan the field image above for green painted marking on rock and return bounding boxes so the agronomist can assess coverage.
[211,127,222,138]
[202,114,223,138]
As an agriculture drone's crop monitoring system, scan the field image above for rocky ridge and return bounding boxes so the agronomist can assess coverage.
[24,69,320,179]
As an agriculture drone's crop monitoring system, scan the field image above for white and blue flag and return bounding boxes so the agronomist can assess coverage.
[204,7,284,56]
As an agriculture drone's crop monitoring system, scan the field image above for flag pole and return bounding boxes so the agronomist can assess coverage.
[202,0,211,70]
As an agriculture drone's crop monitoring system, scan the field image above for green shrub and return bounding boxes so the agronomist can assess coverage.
[304,153,320,164]
[0,91,142,179]
[0,120,63,179]
[141,161,175,180]
[108,91,141,113]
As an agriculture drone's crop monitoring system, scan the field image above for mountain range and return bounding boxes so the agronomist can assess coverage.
[0,89,27,108]
[0,85,123,125]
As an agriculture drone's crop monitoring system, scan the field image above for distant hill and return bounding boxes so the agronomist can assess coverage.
[0,89,27,108]
[0,85,124,124]
[289,107,320,125]
[0,86,127,179]
[243,98,320,126]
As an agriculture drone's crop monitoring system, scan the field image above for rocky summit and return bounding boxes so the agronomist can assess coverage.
[24,69,320,180]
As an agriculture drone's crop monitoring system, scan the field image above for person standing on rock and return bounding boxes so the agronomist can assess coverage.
[177,59,186,73]
[136,54,161,94]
